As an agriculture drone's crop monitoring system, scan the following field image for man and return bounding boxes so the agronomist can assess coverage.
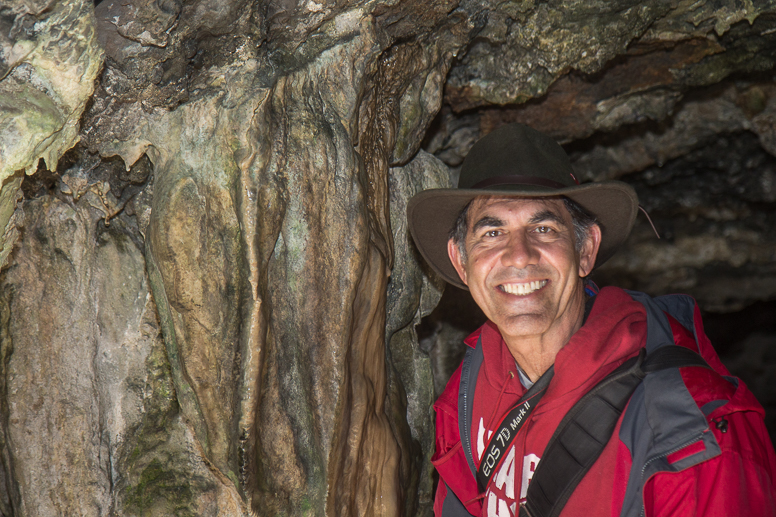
[407,124,776,517]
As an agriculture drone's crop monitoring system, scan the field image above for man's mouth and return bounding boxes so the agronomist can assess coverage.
[499,280,548,296]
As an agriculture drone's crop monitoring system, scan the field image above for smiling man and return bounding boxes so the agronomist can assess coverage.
[408,124,776,517]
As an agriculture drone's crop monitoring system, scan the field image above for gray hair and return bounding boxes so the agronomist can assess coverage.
[449,197,598,263]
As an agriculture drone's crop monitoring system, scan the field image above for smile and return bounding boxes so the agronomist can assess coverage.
[500,280,548,296]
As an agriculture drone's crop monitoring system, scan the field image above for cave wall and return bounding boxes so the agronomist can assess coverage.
[2,0,776,515]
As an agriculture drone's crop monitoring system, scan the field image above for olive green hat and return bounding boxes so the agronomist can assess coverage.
[407,123,638,289]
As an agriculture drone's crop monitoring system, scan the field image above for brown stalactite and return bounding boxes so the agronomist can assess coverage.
[331,244,398,516]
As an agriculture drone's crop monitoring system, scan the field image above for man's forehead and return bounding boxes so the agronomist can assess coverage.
[468,195,567,218]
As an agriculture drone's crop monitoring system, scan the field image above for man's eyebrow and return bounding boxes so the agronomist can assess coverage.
[471,216,505,233]
[529,210,566,226]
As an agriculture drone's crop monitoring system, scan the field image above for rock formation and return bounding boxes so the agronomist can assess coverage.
[1,0,775,514]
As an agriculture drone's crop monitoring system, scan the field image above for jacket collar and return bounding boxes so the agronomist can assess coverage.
[466,287,648,405]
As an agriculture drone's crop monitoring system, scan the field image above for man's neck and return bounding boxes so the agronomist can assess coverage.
[502,294,590,383]
[504,338,569,383]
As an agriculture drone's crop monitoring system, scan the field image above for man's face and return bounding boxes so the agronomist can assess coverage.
[447,196,600,344]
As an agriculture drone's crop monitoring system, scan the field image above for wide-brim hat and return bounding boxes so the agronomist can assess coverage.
[407,123,639,290]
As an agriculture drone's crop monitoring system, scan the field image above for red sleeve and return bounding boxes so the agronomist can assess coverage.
[644,410,776,517]
[648,309,776,516]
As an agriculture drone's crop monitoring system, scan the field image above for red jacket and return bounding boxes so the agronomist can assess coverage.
[432,287,776,516]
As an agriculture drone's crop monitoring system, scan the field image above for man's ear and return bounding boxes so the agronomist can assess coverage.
[447,239,468,286]
[578,224,602,278]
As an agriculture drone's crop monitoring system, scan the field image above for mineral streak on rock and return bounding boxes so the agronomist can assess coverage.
[0,173,23,268]
[3,0,776,515]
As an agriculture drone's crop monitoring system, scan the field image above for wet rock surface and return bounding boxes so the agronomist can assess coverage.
[1,0,776,515]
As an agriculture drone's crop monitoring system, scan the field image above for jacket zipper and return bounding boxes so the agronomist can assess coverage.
[461,345,476,476]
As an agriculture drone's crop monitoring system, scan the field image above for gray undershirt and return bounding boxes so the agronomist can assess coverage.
[515,362,534,389]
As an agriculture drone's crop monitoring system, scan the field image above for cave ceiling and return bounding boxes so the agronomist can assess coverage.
[1,0,776,515]
[4,1,775,313]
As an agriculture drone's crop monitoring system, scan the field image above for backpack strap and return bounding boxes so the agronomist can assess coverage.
[618,292,729,517]
[458,336,484,478]
[518,345,709,517]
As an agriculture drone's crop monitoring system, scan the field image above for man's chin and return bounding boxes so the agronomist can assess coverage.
[494,312,553,339]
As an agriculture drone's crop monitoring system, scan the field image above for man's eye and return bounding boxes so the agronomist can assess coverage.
[535,226,552,234]
[484,230,501,237]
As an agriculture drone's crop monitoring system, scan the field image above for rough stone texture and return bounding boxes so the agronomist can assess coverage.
[0,0,102,267]
[594,130,776,312]
[0,173,22,268]
[445,1,776,111]
[0,196,243,515]
[2,0,471,514]
[2,0,776,515]
[0,0,102,177]
[385,150,449,516]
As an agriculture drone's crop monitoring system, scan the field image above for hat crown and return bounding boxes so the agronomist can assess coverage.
[460,124,576,190]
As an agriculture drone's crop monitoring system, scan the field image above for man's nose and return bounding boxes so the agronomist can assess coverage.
[501,232,539,269]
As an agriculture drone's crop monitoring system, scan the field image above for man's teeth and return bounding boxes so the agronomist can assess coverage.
[501,280,548,296]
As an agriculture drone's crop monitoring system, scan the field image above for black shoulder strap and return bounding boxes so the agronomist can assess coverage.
[518,345,710,517]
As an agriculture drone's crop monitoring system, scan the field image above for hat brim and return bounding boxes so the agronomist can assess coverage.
[407,181,639,290]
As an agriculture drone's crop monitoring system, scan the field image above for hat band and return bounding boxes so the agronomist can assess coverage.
[470,175,569,190]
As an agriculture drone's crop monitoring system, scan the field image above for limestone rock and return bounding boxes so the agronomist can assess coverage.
[0,195,245,515]
[385,150,450,516]
[593,130,776,312]
[0,0,103,268]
